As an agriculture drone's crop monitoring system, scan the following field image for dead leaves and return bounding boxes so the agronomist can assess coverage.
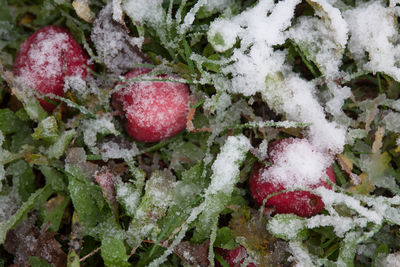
[228,206,288,267]
[4,215,67,267]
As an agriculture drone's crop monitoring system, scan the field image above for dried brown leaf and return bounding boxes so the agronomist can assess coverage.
[4,215,67,267]
[174,241,210,267]
[229,206,289,267]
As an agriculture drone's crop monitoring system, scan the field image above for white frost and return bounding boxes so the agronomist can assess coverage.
[207,135,251,195]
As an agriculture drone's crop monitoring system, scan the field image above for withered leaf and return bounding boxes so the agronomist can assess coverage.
[4,215,67,267]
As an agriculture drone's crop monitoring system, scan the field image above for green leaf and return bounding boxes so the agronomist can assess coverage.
[28,256,51,267]
[214,227,236,250]
[183,37,195,76]
[211,33,225,47]
[0,109,26,135]
[0,0,12,22]
[67,167,106,228]
[157,163,204,238]
[13,89,48,122]
[267,214,308,241]
[6,160,36,202]
[215,251,231,267]
[67,250,80,267]
[46,129,76,159]
[32,116,59,142]
[0,185,53,244]
[127,170,176,247]
[101,237,130,267]
[10,127,33,153]
[192,135,250,243]
[372,244,389,267]
[39,166,67,192]
[203,54,221,73]
[116,182,140,217]
[15,108,30,121]
[43,194,70,231]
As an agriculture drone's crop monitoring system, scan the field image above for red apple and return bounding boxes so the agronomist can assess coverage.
[13,25,92,112]
[215,246,257,267]
[112,68,190,143]
[249,138,336,217]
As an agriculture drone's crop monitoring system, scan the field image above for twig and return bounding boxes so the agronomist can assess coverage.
[80,246,101,262]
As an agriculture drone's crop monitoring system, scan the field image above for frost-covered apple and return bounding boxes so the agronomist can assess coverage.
[249,138,336,217]
[112,68,190,143]
[215,246,256,267]
[13,25,92,112]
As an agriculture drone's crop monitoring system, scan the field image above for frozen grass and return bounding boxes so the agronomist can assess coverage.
[0,0,400,266]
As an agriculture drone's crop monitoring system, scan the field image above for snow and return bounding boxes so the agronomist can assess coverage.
[268,215,306,240]
[99,141,138,161]
[206,0,347,189]
[144,171,176,209]
[63,75,87,97]
[0,193,19,223]
[288,242,315,267]
[309,0,348,48]
[116,182,140,216]
[344,2,400,81]
[180,0,208,34]
[122,0,164,25]
[307,215,367,238]
[346,129,367,146]
[91,3,145,75]
[315,187,382,225]
[9,0,400,264]
[289,17,342,78]
[81,114,119,153]
[262,139,331,189]
[207,135,251,195]
[383,111,400,133]
[378,252,400,266]
[27,31,70,78]
[207,19,240,52]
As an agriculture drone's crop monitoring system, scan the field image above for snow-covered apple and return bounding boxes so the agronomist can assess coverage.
[112,68,190,143]
[13,25,92,112]
[249,138,336,217]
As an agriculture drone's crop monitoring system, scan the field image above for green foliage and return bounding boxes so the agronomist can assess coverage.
[101,237,130,267]
[6,160,36,202]
[39,166,67,192]
[0,185,52,244]
[28,256,51,267]
[214,227,236,249]
[2,0,400,266]
[67,250,80,267]
[43,194,70,231]
[66,166,108,228]
[32,116,59,142]
[46,129,76,159]
[0,109,26,135]
[267,214,308,241]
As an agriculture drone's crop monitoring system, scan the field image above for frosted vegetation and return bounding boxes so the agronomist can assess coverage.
[1,0,400,266]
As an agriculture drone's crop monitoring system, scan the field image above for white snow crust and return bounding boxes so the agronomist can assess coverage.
[263,139,331,188]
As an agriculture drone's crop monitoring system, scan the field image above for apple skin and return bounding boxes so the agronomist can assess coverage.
[249,138,336,217]
[215,246,257,267]
[13,25,92,112]
[112,68,190,143]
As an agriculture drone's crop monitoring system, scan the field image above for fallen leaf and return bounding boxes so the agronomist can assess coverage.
[4,214,67,267]
[72,0,95,23]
